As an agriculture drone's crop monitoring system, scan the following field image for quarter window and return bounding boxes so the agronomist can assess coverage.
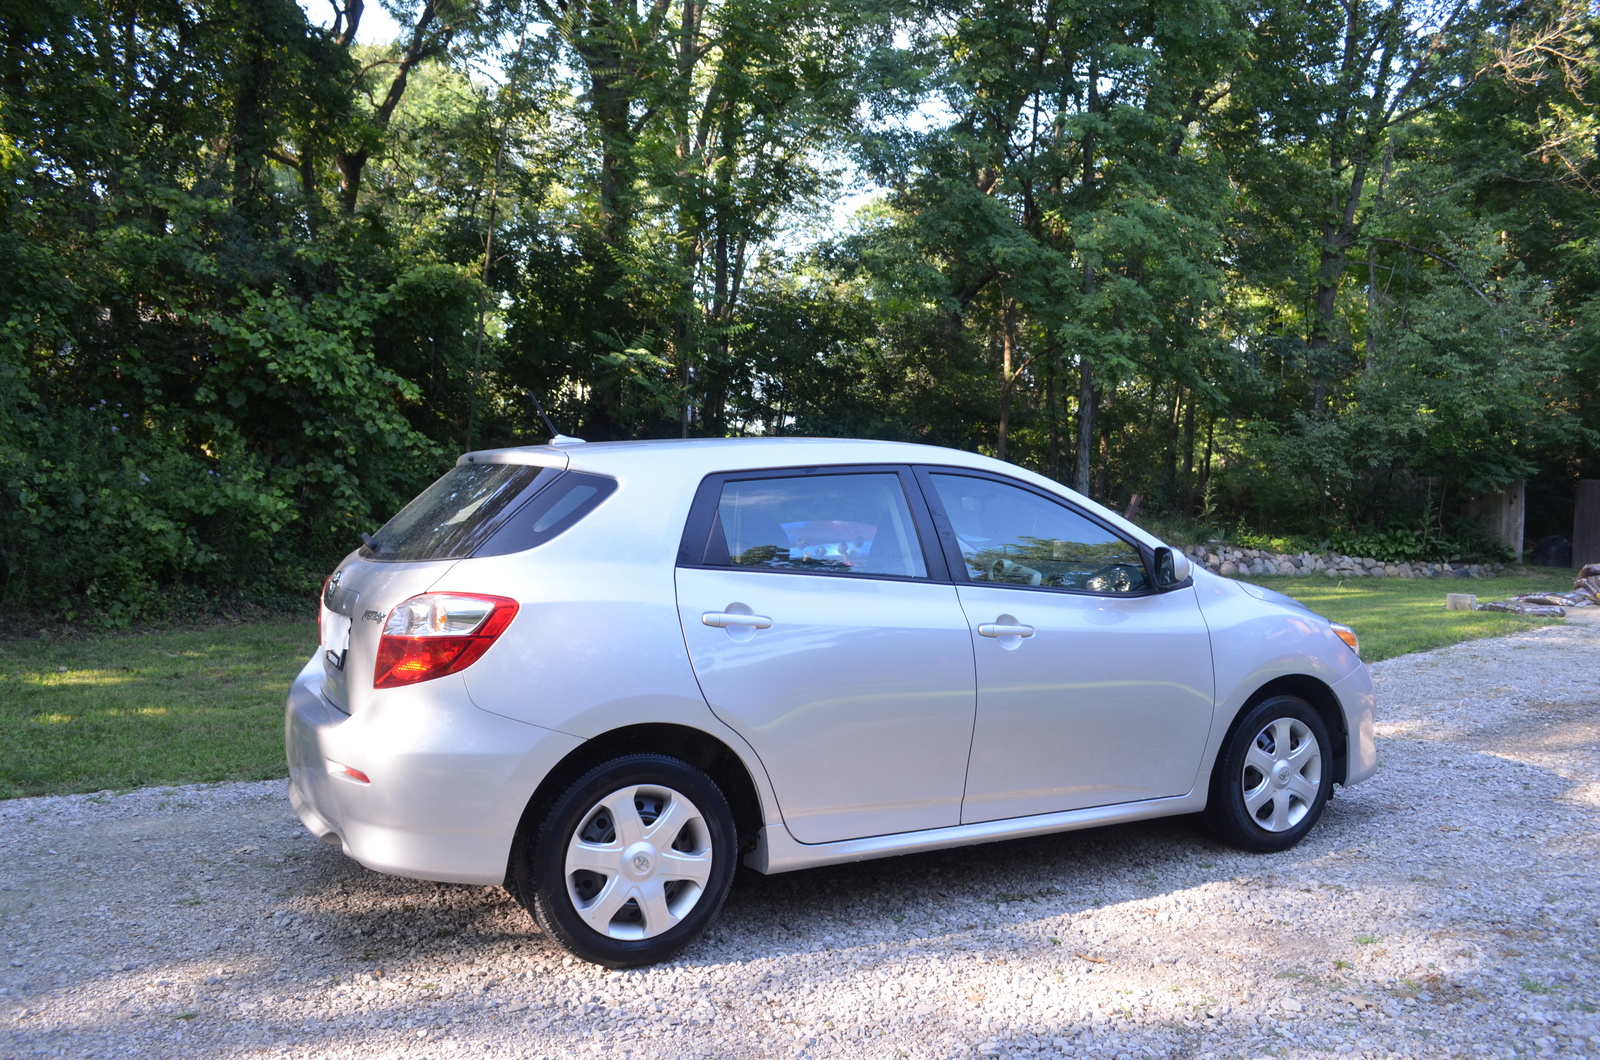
[708,473,928,579]
[363,464,559,562]
[928,474,1148,593]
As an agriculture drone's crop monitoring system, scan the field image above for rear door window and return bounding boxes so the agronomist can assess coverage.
[694,472,930,579]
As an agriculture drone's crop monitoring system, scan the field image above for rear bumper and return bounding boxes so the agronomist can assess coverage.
[284,655,584,885]
[1331,664,1378,786]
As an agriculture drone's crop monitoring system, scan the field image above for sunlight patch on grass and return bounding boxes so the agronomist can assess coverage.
[43,670,140,688]
[0,617,315,799]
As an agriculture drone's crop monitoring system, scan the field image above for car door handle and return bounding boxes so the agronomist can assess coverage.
[978,622,1034,638]
[701,611,773,630]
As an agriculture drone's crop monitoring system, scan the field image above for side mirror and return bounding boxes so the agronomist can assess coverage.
[1153,547,1193,590]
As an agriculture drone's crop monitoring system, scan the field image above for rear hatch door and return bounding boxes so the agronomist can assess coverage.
[317,454,567,714]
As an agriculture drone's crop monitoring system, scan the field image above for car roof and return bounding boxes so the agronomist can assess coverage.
[457,437,1162,548]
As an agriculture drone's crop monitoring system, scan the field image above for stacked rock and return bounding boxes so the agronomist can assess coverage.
[1180,545,1506,580]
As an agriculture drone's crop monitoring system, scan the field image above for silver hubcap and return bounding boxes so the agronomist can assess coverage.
[564,784,714,940]
[1241,717,1322,832]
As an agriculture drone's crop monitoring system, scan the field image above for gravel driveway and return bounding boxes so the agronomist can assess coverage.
[4,618,1599,1060]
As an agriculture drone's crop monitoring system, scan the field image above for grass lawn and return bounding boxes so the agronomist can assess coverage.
[0,568,1587,799]
[1242,567,1581,663]
[0,617,315,799]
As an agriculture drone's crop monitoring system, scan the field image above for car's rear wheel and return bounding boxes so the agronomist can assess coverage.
[1205,695,1332,853]
[516,754,736,967]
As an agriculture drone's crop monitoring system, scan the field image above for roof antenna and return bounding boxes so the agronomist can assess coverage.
[527,390,585,445]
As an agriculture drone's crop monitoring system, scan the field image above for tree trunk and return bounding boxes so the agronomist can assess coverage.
[1074,356,1094,495]
[1181,389,1196,508]
[1163,384,1181,503]
[672,0,704,436]
[1095,383,1112,501]
[1364,141,1395,372]
[337,0,444,214]
[591,68,634,248]
[1047,353,1060,478]
[229,1,274,216]
[1073,57,1100,496]
[997,298,1016,461]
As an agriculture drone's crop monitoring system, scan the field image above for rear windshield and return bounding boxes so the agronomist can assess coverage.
[363,464,559,562]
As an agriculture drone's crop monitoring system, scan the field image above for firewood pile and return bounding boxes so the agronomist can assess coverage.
[1472,563,1600,617]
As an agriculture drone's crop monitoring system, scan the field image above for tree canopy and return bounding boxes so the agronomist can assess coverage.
[2,0,1596,618]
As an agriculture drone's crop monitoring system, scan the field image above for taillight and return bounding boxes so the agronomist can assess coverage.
[318,574,333,646]
[373,593,519,689]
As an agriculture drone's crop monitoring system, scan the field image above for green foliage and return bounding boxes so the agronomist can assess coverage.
[1,0,1597,624]
[0,0,446,621]
[1227,529,1315,556]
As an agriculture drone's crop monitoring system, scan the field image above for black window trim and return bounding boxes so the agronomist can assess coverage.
[911,465,1160,598]
[675,464,952,584]
[471,470,618,558]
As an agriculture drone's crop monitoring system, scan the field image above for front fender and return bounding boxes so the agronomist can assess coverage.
[1193,571,1370,781]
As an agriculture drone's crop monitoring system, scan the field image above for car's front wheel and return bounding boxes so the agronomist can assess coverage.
[516,754,737,967]
[1205,695,1332,853]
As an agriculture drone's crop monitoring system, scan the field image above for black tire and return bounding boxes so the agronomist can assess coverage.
[1204,695,1332,853]
[515,754,737,968]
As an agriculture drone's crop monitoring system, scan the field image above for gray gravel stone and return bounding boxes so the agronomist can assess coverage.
[3,618,1599,1058]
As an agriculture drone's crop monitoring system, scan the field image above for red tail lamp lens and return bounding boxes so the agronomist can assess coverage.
[374,594,519,689]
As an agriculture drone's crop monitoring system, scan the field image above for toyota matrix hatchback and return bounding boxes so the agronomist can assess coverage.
[286,437,1376,967]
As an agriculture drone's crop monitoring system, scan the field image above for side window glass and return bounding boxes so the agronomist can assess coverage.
[711,473,929,579]
[928,474,1148,594]
[473,473,617,557]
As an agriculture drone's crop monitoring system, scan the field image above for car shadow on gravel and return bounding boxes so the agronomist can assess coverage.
[697,802,1382,965]
[273,845,546,969]
[275,794,1389,972]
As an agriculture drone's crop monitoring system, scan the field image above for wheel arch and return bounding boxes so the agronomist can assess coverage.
[504,723,766,890]
[1221,675,1349,785]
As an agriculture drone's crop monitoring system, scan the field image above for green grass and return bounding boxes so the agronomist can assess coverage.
[1242,568,1580,662]
[0,617,315,798]
[0,567,1585,798]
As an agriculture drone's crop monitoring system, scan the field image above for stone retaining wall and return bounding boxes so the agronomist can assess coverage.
[1182,544,1507,580]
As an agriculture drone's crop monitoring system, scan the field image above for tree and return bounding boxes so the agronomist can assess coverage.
[496,0,894,440]
[851,0,1239,496]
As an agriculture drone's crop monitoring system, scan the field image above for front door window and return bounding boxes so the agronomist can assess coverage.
[928,474,1148,593]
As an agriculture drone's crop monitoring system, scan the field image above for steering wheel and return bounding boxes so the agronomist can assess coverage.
[1084,564,1145,594]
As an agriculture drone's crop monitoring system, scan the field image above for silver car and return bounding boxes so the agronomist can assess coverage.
[285,437,1376,967]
